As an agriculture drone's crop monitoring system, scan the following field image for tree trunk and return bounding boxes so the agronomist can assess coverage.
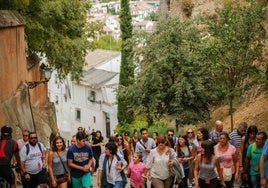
[229,97,234,131]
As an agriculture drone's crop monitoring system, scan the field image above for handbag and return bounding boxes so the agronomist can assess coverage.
[55,174,69,184]
[222,167,232,181]
[56,152,70,185]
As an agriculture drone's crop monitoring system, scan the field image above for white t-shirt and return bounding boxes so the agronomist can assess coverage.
[19,142,46,174]
[17,138,28,151]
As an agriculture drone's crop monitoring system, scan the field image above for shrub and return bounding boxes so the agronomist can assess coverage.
[181,0,194,17]
[116,116,170,137]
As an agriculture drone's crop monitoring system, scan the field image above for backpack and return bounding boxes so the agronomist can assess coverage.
[250,143,257,158]
[25,142,43,155]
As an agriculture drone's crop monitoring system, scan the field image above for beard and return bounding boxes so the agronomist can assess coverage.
[29,140,37,146]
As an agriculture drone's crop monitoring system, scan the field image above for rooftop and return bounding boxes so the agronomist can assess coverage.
[82,68,118,87]
[84,49,120,71]
[0,10,25,28]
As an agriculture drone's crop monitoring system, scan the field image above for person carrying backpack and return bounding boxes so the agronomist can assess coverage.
[244,132,267,188]
[0,125,20,188]
[20,131,47,188]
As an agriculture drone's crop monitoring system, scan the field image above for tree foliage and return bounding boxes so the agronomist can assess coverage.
[123,18,215,126]
[117,0,134,124]
[95,35,122,51]
[204,1,266,130]
[0,0,99,81]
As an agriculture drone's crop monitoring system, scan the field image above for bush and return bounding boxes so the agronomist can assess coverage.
[116,116,170,137]
[181,0,194,17]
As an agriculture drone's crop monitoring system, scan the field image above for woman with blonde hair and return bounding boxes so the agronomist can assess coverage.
[185,127,198,185]
[48,136,70,188]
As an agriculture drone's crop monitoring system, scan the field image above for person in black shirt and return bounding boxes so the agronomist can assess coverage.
[90,130,104,175]
[0,125,20,188]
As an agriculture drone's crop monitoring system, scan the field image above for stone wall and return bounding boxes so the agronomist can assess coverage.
[0,11,57,144]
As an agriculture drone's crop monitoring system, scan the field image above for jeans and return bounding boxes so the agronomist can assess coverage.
[250,175,261,188]
[179,168,189,188]
[106,181,124,188]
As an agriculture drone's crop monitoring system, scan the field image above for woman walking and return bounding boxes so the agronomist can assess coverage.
[90,130,104,175]
[240,125,258,187]
[97,142,128,188]
[194,140,225,188]
[144,135,177,188]
[214,132,239,188]
[176,135,195,188]
[48,136,70,188]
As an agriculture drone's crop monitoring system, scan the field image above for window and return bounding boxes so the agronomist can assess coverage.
[88,90,96,102]
[76,109,81,122]
[55,96,59,105]
[54,73,58,84]
[93,116,96,123]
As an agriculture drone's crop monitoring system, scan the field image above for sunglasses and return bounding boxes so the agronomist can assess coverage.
[29,137,37,139]
[187,132,194,134]
[168,134,173,136]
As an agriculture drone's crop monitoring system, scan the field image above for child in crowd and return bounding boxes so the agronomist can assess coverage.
[126,152,146,188]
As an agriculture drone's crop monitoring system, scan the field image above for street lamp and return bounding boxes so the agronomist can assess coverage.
[26,64,52,89]
[25,63,52,132]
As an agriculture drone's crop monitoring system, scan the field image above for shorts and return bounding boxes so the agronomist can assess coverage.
[72,172,92,187]
[23,168,48,187]
[0,165,15,183]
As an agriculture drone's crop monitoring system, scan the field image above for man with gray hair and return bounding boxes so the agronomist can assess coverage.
[229,122,248,150]
[209,120,227,144]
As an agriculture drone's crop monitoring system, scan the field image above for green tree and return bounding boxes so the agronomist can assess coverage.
[204,1,266,130]
[124,18,214,126]
[0,0,98,81]
[117,0,134,124]
[95,35,122,51]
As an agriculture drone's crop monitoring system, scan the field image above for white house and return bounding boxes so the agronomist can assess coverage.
[48,49,121,142]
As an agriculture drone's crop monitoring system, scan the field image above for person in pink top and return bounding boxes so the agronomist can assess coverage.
[126,152,146,188]
[214,132,239,188]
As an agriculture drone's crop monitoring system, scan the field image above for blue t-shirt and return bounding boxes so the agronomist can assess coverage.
[262,140,268,179]
[67,144,93,178]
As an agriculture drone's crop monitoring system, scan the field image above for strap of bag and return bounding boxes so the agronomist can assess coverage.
[56,151,68,173]
[138,139,147,149]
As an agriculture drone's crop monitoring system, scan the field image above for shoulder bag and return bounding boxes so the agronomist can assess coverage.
[55,152,69,185]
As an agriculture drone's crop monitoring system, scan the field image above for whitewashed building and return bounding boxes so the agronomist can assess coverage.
[48,49,121,141]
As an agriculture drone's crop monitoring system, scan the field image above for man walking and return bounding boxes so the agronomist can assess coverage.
[20,132,47,188]
[210,120,227,144]
[167,129,177,150]
[17,130,29,151]
[244,132,267,188]
[135,128,156,164]
[0,125,20,188]
[67,131,94,188]
[260,139,268,188]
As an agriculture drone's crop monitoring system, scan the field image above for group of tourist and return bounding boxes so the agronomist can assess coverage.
[0,121,268,188]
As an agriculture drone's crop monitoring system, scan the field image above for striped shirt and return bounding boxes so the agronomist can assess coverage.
[229,129,242,149]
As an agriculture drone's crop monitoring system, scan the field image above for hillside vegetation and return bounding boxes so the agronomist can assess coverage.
[169,0,268,131]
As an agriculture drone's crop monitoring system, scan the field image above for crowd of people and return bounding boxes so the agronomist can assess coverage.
[0,121,268,188]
